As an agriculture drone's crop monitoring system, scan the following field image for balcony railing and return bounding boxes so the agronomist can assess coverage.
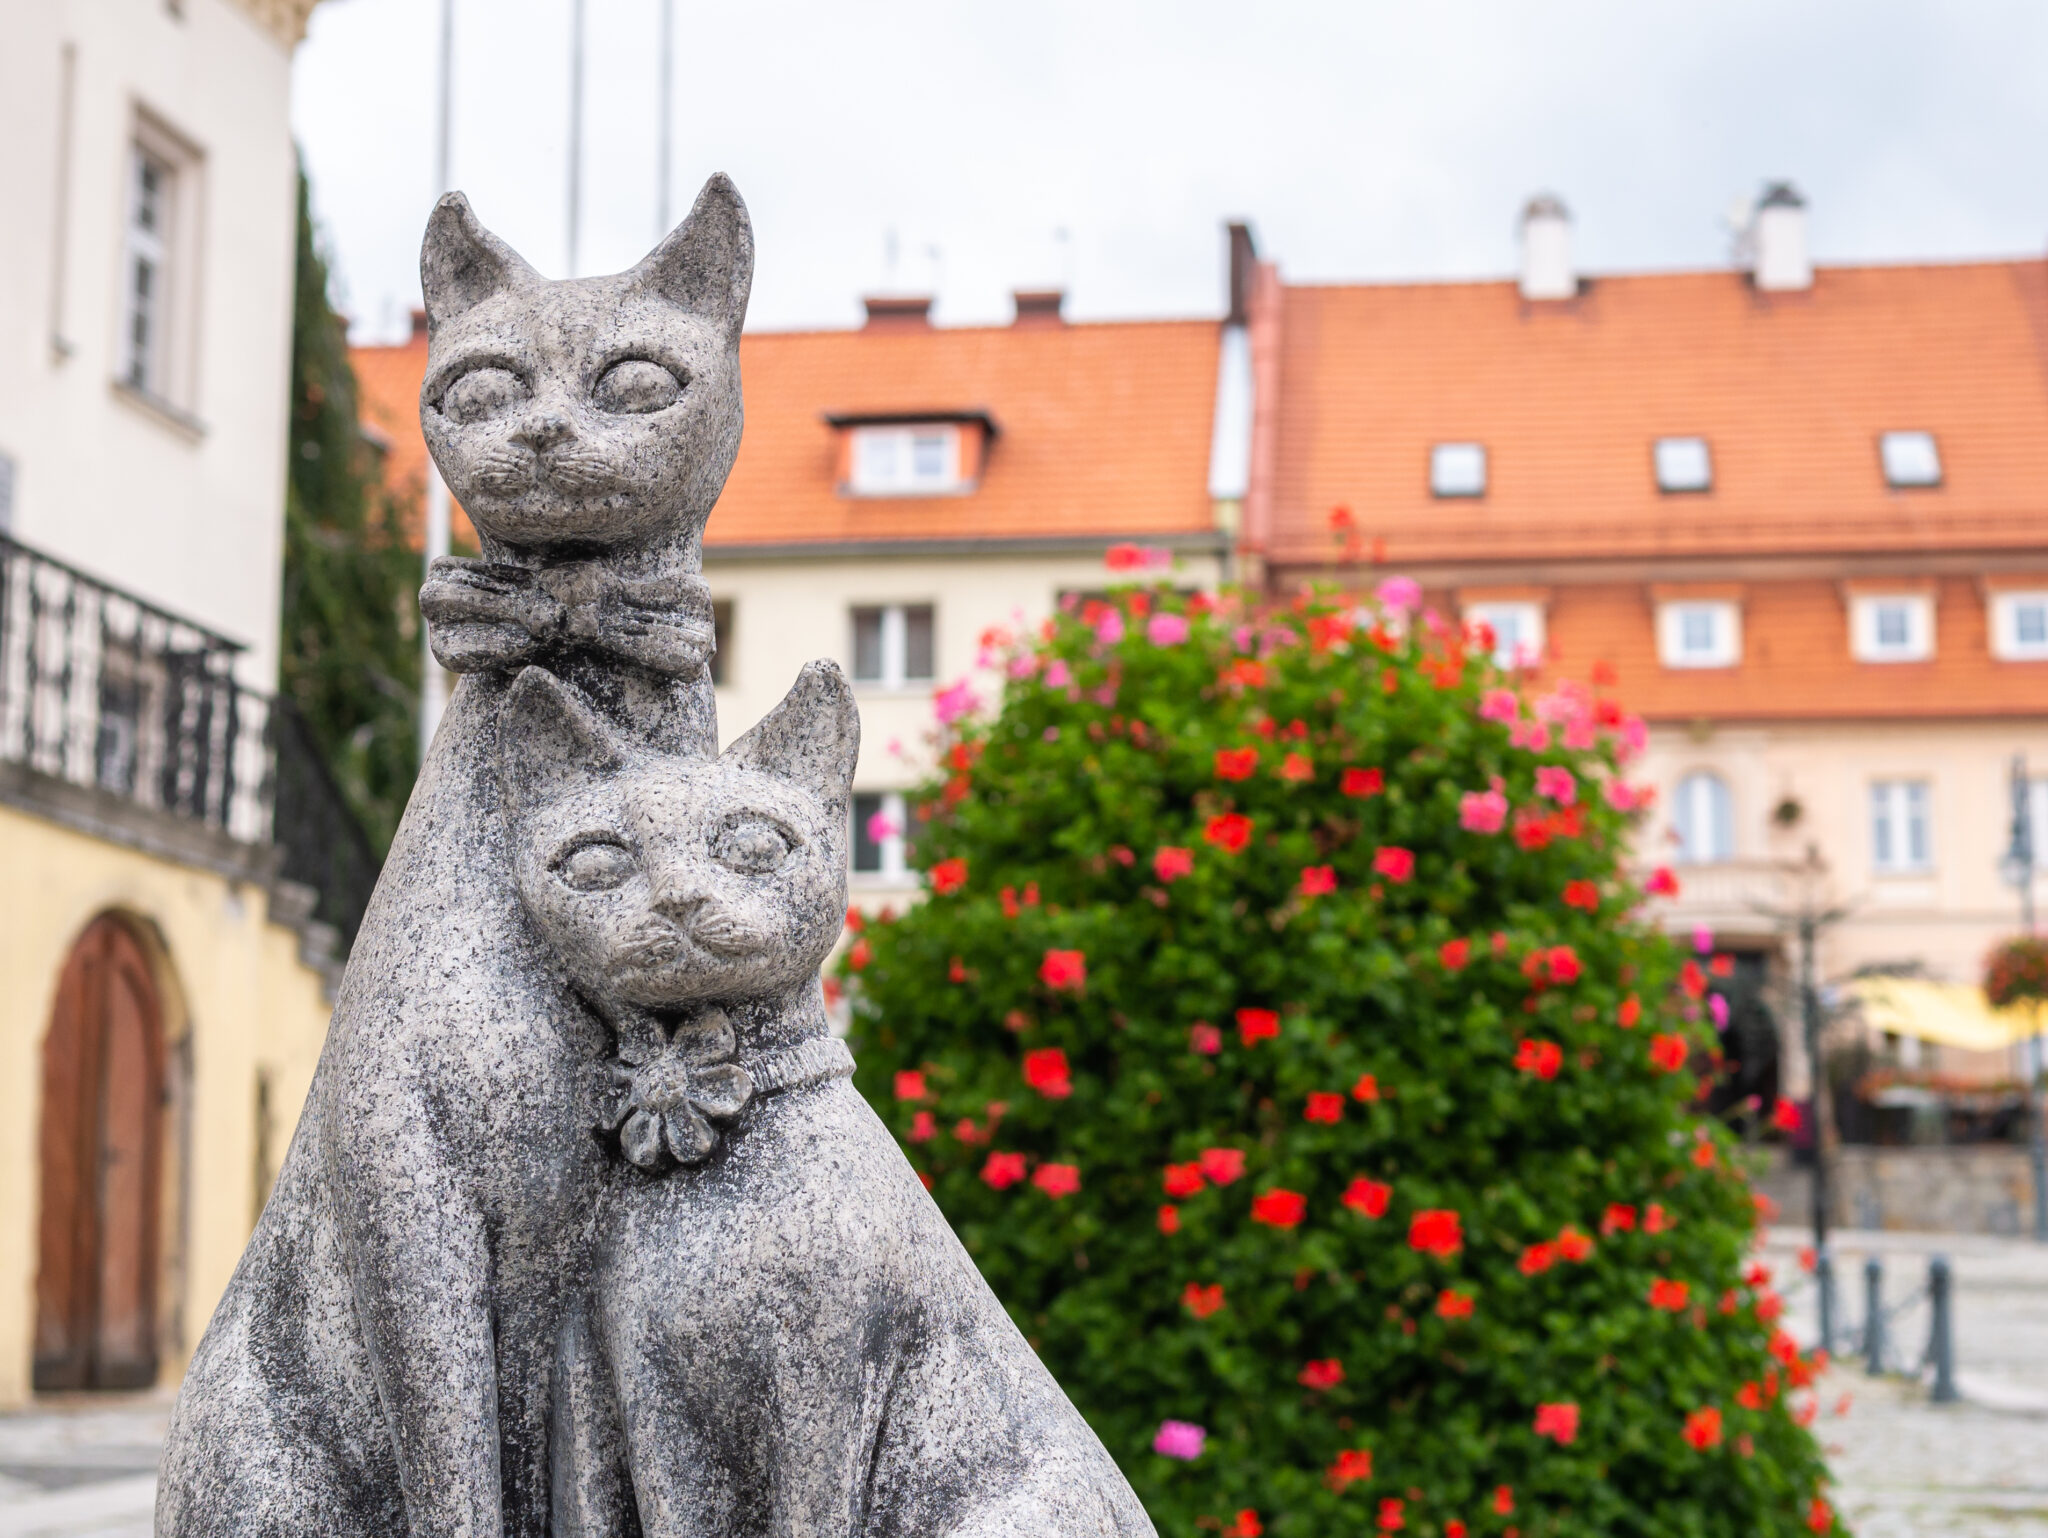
[0,533,378,946]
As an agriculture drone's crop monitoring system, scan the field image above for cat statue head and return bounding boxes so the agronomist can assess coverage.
[418,175,753,557]
[498,662,857,1022]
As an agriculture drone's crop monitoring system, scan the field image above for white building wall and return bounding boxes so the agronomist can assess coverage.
[704,546,1229,908]
[0,0,303,686]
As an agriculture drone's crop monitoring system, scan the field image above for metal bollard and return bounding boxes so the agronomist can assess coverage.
[1863,1257,1885,1375]
[1928,1255,1958,1404]
[1816,1248,1836,1354]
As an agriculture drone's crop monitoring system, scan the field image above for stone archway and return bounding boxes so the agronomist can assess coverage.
[33,913,166,1391]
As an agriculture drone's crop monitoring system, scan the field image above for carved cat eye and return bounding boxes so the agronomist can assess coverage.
[555,837,639,891]
[440,366,530,424]
[712,816,795,874]
[593,359,684,416]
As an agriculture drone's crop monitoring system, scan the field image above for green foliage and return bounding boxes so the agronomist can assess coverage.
[842,583,1839,1538]
[279,163,421,851]
[1984,934,2048,1011]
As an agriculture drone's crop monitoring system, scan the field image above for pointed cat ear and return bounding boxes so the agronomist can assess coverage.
[629,173,754,341]
[420,192,543,333]
[721,660,859,829]
[498,667,626,817]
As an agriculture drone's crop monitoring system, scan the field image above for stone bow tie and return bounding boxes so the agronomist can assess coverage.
[418,555,715,678]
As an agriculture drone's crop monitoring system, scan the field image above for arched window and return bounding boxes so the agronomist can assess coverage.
[1673,772,1735,864]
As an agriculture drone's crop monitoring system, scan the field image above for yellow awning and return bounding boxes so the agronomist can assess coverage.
[1848,977,2044,1054]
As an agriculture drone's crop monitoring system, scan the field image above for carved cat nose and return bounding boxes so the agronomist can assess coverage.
[513,410,575,450]
[649,879,710,922]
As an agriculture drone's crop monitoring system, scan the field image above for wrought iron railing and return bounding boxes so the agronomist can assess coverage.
[0,532,378,945]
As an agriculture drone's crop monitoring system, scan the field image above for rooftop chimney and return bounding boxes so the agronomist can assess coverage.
[1225,221,1258,325]
[1752,182,1811,292]
[410,306,429,340]
[1011,289,1066,328]
[861,295,933,331]
[1518,194,1575,302]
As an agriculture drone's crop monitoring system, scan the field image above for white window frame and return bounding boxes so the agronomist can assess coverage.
[1656,601,1741,669]
[850,602,936,690]
[1870,779,1933,874]
[115,111,204,417]
[1464,601,1544,669]
[846,424,964,496]
[1429,442,1487,498]
[1850,593,1934,663]
[1672,771,1735,865]
[120,141,175,397]
[1879,431,1942,488]
[1990,592,2048,661]
[1653,436,1712,493]
[851,790,908,881]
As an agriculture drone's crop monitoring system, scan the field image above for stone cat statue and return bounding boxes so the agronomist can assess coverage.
[495,665,1157,1538]
[158,179,752,1538]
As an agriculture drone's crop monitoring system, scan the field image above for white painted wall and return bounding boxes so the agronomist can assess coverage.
[704,546,1229,908]
[0,0,302,687]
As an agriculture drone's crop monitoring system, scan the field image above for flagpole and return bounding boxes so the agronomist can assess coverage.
[420,0,454,761]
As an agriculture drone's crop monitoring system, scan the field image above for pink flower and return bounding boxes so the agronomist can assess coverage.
[1510,718,1551,752]
[1618,713,1649,759]
[1106,542,1172,572]
[1373,847,1415,882]
[1298,865,1337,897]
[1152,1420,1206,1459]
[1534,766,1577,805]
[1188,1021,1222,1055]
[1006,653,1039,679]
[981,1151,1027,1190]
[1094,611,1125,645]
[1479,689,1519,724]
[1604,778,1649,812]
[1645,865,1680,896]
[1562,719,1597,750]
[1154,846,1195,883]
[1460,787,1508,834]
[1375,576,1422,614]
[866,807,901,842]
[1042,659,1071,689]
[933,679,980,725]
[1146,613,1190,646]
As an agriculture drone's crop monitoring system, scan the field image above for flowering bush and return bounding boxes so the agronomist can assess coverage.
[842,581,1836,1536]
[1983,934,2048,1010]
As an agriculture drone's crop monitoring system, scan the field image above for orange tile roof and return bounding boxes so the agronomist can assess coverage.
[1261,259,2048,568]
[350,316,1223,551]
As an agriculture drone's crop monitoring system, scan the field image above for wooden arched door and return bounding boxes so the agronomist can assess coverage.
[34,914,165,1391]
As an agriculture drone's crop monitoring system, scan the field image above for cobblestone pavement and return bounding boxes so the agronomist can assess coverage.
[5,1230,2048,1534]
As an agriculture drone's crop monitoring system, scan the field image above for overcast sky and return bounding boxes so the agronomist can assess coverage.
[294,1,2048,343]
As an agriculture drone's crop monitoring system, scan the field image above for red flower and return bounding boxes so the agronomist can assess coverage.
[1648,1278,1690,1311]
[1514,1039,1564,1080]
[1199,1147,1246,1185]
[1493,1485,1514,1516]
[1022,1047,1072,1098]
[1691,1140,1716,1168]
[1736,1381,1764,1411]
[1341,766,1385,797]
[1618,995,1642,1028]
[1436,1288,1474,1319]
[1224,1512,1261,1538]
[1299,864,1338,897]
[1439,938,1471,970]
[894,1070,927,1101]
[1532,1401,1580,1444]
[1547,946,1581,983]
[1327,1448,1374,1487]
[1032,1162,1080,1199]
[1214,746,1259,781]
[981,1151,1027,1190]
[1251,1189,1307,1229]
[1771,1097,1802,1133]
[1808,1497,1835,1533]
[1446,1525,1467,1538]
[907,1111,936,1142]
[1278,751,1314,783]
[1182,1281,1226,1318]
[847,938,872,971]
[1679,959,1708,999]
[1154,845,1195,883]
[1373,846,1416,882]
[1040,949,1087,991]
[1298,1358,1344,1390]
[1204,812,1254,853]
[1681,1406,1723,1451]
[1601,1203,1637,1234]
[1351,1072,1380,1101]
[1645,1202,1673,1233]
[1163,1162,1207,1197]
[1648,1033,1689,1072]
[1220,659,1267,689]
[1305,1092,1344,1124]
[1157,1204,1180,1234]
[1342,1177,1391,1218]
[1562,879,1600,911]
[1377,1497,1405,1532]
[1556,1226,1594,1262]
[1189,1021,1223,1055]
[1646,865,1680,896]
[1236,1007,1281,1046]
[1409,1209,1463,1259]
[1518,1242,1557,1276]
[928,857,969,894]
[947,956,967,984]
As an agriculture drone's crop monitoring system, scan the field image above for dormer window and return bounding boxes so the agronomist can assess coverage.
[1653,437,1712,493]
[1430,442,1487,498]
[829,410,997,498]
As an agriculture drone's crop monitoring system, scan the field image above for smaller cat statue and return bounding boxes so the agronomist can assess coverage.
[497,664,1158,1538]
